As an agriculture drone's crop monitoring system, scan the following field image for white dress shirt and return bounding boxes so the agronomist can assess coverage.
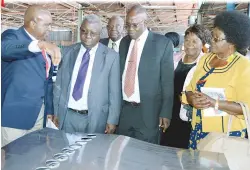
[68,44,99,110]
[108,38,122,52]
[122,29,149,103]
[25,29,51,75]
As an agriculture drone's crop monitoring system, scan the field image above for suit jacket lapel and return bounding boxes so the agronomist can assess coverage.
[20,27,46,79]
[68,43,81,79]
[138,32,155,75]
[88,43,106,94]
[104,38,109,46]
[120,36,131,77]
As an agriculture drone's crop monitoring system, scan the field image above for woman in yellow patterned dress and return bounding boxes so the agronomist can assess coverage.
[185,11,250,150]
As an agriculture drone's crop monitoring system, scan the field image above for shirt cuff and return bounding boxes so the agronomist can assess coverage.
[28,40,41,52]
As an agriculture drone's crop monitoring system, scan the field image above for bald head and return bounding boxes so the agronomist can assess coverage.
[108,16,124,25]
[107,16,124,41]
[24,5,52,40]
[126,5,148,40]
[127,5,148,20]
[24,5,51,26]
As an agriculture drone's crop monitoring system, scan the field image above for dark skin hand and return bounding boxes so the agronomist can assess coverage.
[159,117,171,133]
[52,115,59,127]
[186,91,243,115]
[105,124,116,134]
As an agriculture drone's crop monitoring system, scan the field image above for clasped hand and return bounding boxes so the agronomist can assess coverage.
[190,91,216,109]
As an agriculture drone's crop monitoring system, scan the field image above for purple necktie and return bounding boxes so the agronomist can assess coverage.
[72,48,91,101]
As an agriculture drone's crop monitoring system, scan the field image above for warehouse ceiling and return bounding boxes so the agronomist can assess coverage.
[1,0,199,35]
[200,2,249,29]
[1,1,249,36]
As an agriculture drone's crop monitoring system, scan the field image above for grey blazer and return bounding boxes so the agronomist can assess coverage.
[119,31,174,128]
[54,43,121,131]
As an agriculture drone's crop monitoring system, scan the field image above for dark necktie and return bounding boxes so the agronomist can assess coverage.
[112,42,116,50]
[72,49,91,101]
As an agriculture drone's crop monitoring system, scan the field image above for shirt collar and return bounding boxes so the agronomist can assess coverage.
[24,28,37,41]
[136,29,149,41]
[109,37,122,45]
[80,43,99,55]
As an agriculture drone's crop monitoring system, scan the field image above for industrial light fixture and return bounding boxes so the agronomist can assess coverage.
[142,5,177,9]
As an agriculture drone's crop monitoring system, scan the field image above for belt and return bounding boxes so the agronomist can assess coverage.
[68,108,88,114]
[124,100,140,107]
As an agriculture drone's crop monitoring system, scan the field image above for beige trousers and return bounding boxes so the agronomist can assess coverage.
[1,104,44,147]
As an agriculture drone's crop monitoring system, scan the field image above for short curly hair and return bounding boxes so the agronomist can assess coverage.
[165,32,180,48]
[214,11,250,53]
[185,24,212,45]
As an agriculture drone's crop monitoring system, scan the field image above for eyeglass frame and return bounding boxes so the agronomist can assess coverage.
[211,37,226,43]
[125,20,145,30]
[80,27,100,39]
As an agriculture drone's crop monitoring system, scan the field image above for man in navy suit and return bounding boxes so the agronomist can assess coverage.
[1,5,61,146]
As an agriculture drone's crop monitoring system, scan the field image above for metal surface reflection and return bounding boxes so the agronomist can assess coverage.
[69,143,82,150]
[35,167,51,170]
[1,128,230,170]
[61,147,75,155]
[45,159,60,169]
[53,153,69,162]
[87,134,97,138]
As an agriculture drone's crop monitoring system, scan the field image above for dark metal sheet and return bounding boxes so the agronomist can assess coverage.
[1,128,229,170]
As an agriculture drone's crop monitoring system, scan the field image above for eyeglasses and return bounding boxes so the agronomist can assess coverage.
[125,20,144,30]
[80,29,99,38]
[212,37,226,43]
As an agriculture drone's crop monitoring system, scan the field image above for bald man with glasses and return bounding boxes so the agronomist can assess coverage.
[117,5,174,144]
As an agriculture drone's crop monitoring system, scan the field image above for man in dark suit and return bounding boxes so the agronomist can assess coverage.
[100,16,124,52]
[117,5,174,144]
[1,5,61,146]
[53,14,121,134]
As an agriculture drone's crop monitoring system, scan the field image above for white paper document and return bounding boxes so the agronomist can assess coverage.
[46,119,59,130]
[200,87,228,117]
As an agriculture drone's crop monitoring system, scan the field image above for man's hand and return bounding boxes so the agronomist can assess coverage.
[52,116,59,128]
[105,124,116,134]
[159,117,171,133]
[47,114,53,120]
[46,114,59,128]
[38,41,61,65]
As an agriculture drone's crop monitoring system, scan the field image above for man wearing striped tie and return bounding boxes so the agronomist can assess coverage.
[1,5,61,146]
[100,16,124,53]
[117,5,174,144]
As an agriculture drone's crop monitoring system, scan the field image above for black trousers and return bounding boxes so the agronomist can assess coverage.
[117,102,160,144]
[160,118,191,149]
